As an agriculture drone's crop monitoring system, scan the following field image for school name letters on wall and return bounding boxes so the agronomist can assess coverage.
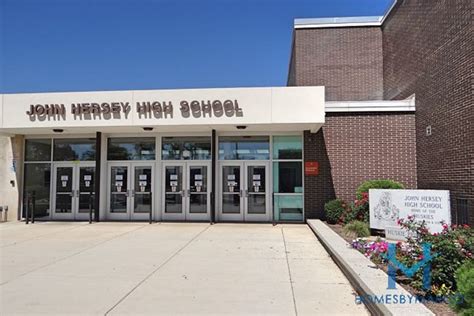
[26,99,243,121]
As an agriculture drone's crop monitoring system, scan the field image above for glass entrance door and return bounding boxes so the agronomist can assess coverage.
[186,163,210,221]
[109,165,129,220]
[162,163,184,220]
[53,165,74,220]
[52,163,95,220]
[220,164,243,221]
[77,166,96,220]
[132,165,152,218]
[162,162,211,221]
[245,163,270,221]
[107,163,154,220]
[219,162,270,222]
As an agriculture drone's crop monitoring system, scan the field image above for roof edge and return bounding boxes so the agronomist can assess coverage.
[294,0,397,29]
[325,98,415,113]
[294,16,383,29]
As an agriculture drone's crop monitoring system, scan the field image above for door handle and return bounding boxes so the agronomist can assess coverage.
[245,189,249,197]
[239,190,243,198]
[125,190,130,197]
[131,189,135,197]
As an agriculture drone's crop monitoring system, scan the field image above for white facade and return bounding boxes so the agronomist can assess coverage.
[0,86,325,134]
[0,86,325,222]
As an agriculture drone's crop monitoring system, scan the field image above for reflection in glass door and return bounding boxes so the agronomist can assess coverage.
[107,163,154,220]
[219,162,270,222]
[162,162,210,221]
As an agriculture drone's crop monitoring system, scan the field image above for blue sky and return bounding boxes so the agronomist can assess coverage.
[0,0,392,93]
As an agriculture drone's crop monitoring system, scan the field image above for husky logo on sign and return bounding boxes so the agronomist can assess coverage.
[374,192,399,221]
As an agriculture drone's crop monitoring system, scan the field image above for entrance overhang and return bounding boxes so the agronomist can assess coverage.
[0,86,325,135]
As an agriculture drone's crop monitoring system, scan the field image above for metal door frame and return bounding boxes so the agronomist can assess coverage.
[185,161,211,221]
[243,161,271,222]
[217,161,271,222]
[130,162,155,221]
[52,162,95,220]
[161,161,186,221]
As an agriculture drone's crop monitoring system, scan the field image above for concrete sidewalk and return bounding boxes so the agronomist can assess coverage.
[0,222,367,315]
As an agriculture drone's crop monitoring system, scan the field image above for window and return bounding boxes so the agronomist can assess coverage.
[274,195,303,221]
[54,138,96,161]
[25,139,51,161]
[219,136,269,160]
[107,138,156,160]
[273,136,302,159]
[162,137,211,160]
[23,164,51,219]
[272,135,303,221]
[273,162,302,193]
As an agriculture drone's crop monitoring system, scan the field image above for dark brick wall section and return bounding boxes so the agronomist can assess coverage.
[293,27,384,101]
[304,130,336,219]
[287,35,296,86]
[382,0,474,224]
[304,112,418,219]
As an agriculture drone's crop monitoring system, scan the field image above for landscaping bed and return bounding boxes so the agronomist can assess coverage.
[323,179,474,315]
[327,223,457,316]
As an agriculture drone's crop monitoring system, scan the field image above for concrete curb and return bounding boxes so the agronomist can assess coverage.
[307,220,434,316]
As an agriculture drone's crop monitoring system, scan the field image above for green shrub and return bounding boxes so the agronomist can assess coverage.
[343,220,370,238]
[397,218,474,294]
[356,179,404,199]
[341,192,369,224]
[324,199,346,224]
[450,260,474,315]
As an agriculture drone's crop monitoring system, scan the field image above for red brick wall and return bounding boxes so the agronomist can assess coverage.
[304,112,418,219]
[382,0,474,224]
[291,27,384,101]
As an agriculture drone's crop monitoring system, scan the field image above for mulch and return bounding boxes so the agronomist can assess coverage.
[326,223,456,316]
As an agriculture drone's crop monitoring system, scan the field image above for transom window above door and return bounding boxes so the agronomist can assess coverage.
[218,136,270,160]
[162,137,211,160]
[107,138,156,160]
[54,138,96,161]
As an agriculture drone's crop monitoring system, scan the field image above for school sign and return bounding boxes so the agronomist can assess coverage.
[369,189,451,234]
